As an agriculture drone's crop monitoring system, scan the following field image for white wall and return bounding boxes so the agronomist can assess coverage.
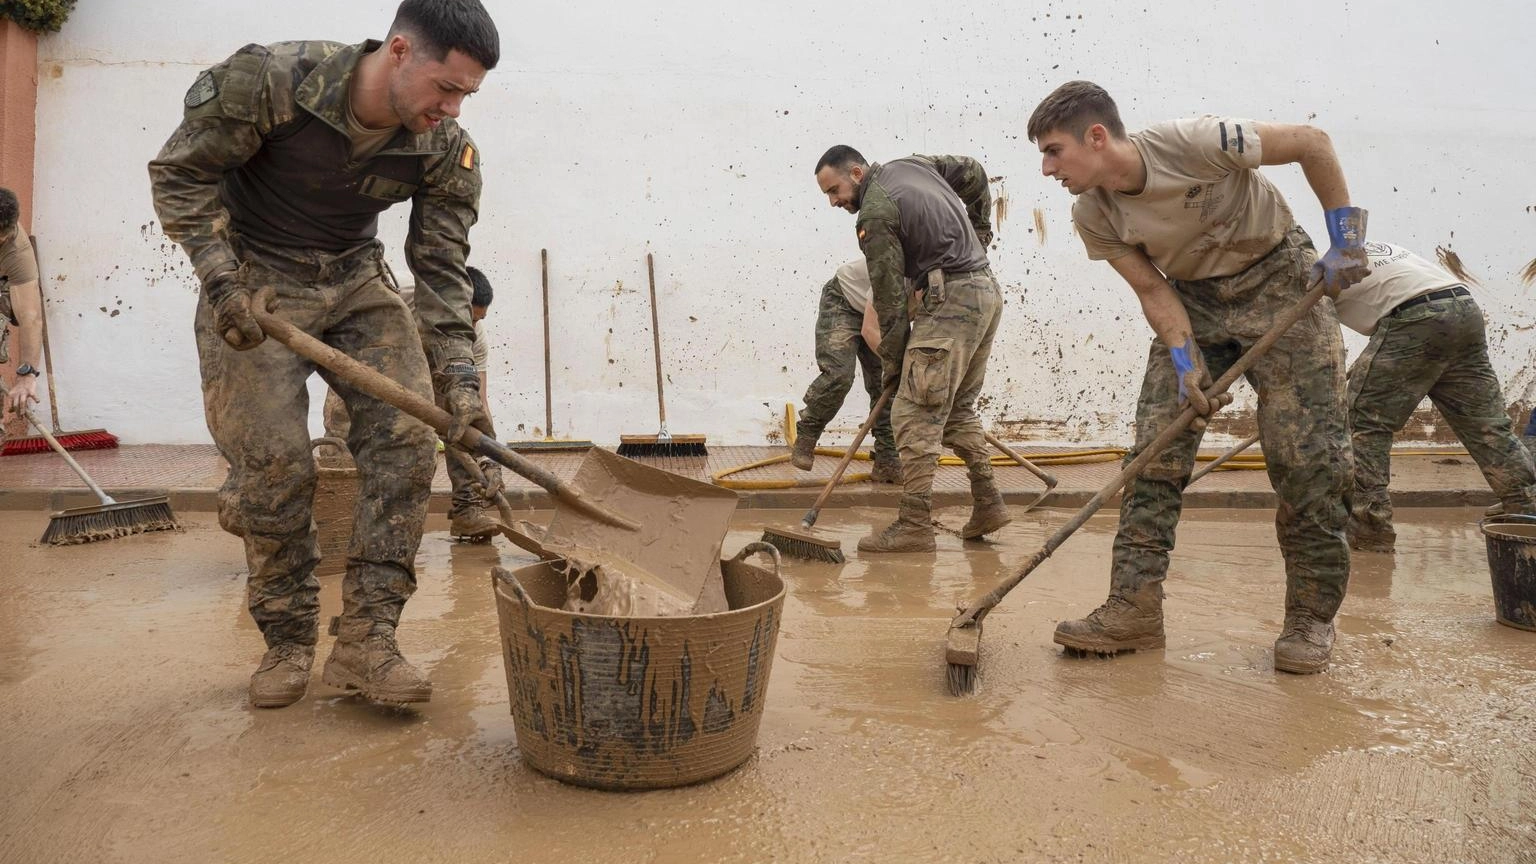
[28,0,1536,445]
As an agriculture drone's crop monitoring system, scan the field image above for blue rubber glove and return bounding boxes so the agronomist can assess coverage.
[1169,340,1199,403]
[1169,338,1230,431]
[1310,206,1370,298]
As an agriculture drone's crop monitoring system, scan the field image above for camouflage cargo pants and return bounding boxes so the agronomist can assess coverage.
[195,242,437,647]
[1111,227,1353,620]
[1348,293,1536,533]
[890,268,1004,501]
[796,277,895,458]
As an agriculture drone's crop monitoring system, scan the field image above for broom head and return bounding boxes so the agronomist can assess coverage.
[616,433,708,457]
[2,428,119,456]
[42,496,179,546]
[761,523,844,563]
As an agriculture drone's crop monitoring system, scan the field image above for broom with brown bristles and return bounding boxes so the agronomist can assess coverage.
[617,252,708,458]
[761,383,896,563]
[1,384,176,545]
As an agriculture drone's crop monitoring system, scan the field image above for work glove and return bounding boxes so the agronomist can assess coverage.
[206,264,265,350]
[436,362,490,446]
[470,458,505,502]
[1310,206,1370,299]
[1169,338,1232,433]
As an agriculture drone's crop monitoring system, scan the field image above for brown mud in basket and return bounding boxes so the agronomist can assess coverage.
[492,547,786,790]
[311,437,357,578]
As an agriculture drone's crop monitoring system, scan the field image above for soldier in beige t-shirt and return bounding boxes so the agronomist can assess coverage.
[1026,81,1372,675]
[0,187,44,422]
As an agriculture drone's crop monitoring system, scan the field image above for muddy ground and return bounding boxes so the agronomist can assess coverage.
[1,506,1532,863]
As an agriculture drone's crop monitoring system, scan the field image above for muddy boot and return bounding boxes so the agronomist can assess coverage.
[1346,516,1395,553]
[249,642,315,709]
[871,451,902,484]
[857,495,936,553]
[450,505,503,543]
[322,617,432,704]
[1485,501,1505,518]
[960,478,1011,539]
[1274,611,1336,674]
[1053,584,1165,655]
[790,435,818,471]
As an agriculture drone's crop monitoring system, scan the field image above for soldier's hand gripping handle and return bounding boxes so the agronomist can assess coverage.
[1169,337,1232,433]
[207,264,265,350]
[1311,206,1370,299]
[435,362,491,447]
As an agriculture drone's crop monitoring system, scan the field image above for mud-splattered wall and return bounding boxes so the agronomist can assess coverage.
[26,1,1536,445]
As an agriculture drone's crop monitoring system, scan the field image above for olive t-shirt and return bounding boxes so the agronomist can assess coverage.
[1072,116,1295,281]
[0,229,38,324]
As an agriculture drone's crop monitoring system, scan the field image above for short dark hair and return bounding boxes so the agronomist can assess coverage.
[1027,81,1126,142]
[0,187,18,232]
[389,0,500,71]
[814,145,867,174]
[468,266,493,308]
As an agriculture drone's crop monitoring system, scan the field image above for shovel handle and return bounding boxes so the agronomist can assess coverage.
[952,281,1329,628]
[1187,432,1261,485]
[799,382,898,530]
[983,431,1058,489]
[247,288,638,531]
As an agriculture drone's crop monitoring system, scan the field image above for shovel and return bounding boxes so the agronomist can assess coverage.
[247,287,637,531]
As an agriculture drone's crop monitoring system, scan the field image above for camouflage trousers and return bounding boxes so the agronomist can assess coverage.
[195,241,437,648]
[796,277,895,459]
[324,383,496,515]
[1348,293,1536,532]
[891,268,1004,501]
[1111,226,1353,620]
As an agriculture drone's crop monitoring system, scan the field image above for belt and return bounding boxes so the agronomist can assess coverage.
[1389,285,1469,316]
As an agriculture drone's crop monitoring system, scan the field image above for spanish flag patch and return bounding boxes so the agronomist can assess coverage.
[459,142,477,170]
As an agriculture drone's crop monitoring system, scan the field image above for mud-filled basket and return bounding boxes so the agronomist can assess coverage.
[311,437,357,578]
[492,543,786,790]
[1480,514,1536,632]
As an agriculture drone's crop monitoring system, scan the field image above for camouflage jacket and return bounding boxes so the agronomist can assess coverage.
[853,154,992,385]
[148,40,482,368]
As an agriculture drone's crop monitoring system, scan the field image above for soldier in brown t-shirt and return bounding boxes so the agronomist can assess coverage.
[1027,81,1370,674]
[0,187,44,424]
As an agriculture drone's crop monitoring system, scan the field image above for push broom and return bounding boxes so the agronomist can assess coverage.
[2,235,119,455]
[944,279,1329,696]
[617,253,708,458]
[510,249,593,453]
[0,383,176,545]
[762,383,896,563]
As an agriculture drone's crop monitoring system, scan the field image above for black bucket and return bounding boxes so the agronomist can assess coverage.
[1479,514,1536,632]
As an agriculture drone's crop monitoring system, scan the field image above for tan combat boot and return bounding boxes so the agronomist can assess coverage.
[249,642,315,709]
[871,452,902,484]
[1053,584,1166,655]
[450,505,504,542]
[1273,612,1335,674]
[790,435,818,471]
[857,496,936,553]
[960,478,1011,539]
[322,617,433,704]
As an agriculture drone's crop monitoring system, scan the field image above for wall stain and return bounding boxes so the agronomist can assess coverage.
[1520,257,1536,287]
[1032,208,1047,245]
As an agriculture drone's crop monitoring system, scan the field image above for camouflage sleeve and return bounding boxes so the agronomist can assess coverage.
[147,46,273,284]
[858,217,909,390]
[925,154,993,246]
[406,126,481,371]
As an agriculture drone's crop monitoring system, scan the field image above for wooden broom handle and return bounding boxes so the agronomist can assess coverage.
[541,248,553,435]
[800,382,898,529]
[646,252,667,426]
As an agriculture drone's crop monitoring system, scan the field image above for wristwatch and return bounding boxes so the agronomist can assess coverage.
[16,363,40,377]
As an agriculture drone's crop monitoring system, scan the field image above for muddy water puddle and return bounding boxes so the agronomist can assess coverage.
[1,506,1531,862]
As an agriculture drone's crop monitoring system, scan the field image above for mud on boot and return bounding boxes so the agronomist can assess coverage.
[1346,516,1395,553]
[1273,612,1335,674]
[249,642,315,709]
[857,495,936,553]
[871,451,902,485]
[322,617,432,704]
[450,505,504,543]
[790,435,819,471]
[960,478,1011,539]
[1053,584,1165,656]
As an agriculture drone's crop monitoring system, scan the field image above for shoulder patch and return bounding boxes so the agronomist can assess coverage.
[184,71,218,108]
[459,142,477,171]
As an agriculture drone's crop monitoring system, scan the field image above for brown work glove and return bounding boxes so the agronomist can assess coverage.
[205,264,264,351]
[436,362,491,446]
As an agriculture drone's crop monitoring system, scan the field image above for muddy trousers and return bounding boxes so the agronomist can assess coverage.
[796,277,895,458]
[1348,294,1536,532]
[1110,227,1353,621]
[890,269,1004,501]
[196,252,437,648]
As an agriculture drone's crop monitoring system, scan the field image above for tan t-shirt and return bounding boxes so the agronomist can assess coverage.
[1332,241,1463,336]
[834,258,872,313]
[344,97,402,162]
[1,229,38,324]
[1072,116,1295,281]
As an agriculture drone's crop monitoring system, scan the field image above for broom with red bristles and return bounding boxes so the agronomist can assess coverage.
[2,235,118,456]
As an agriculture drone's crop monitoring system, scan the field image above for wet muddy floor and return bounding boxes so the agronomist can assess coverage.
[2,506,1533,863]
